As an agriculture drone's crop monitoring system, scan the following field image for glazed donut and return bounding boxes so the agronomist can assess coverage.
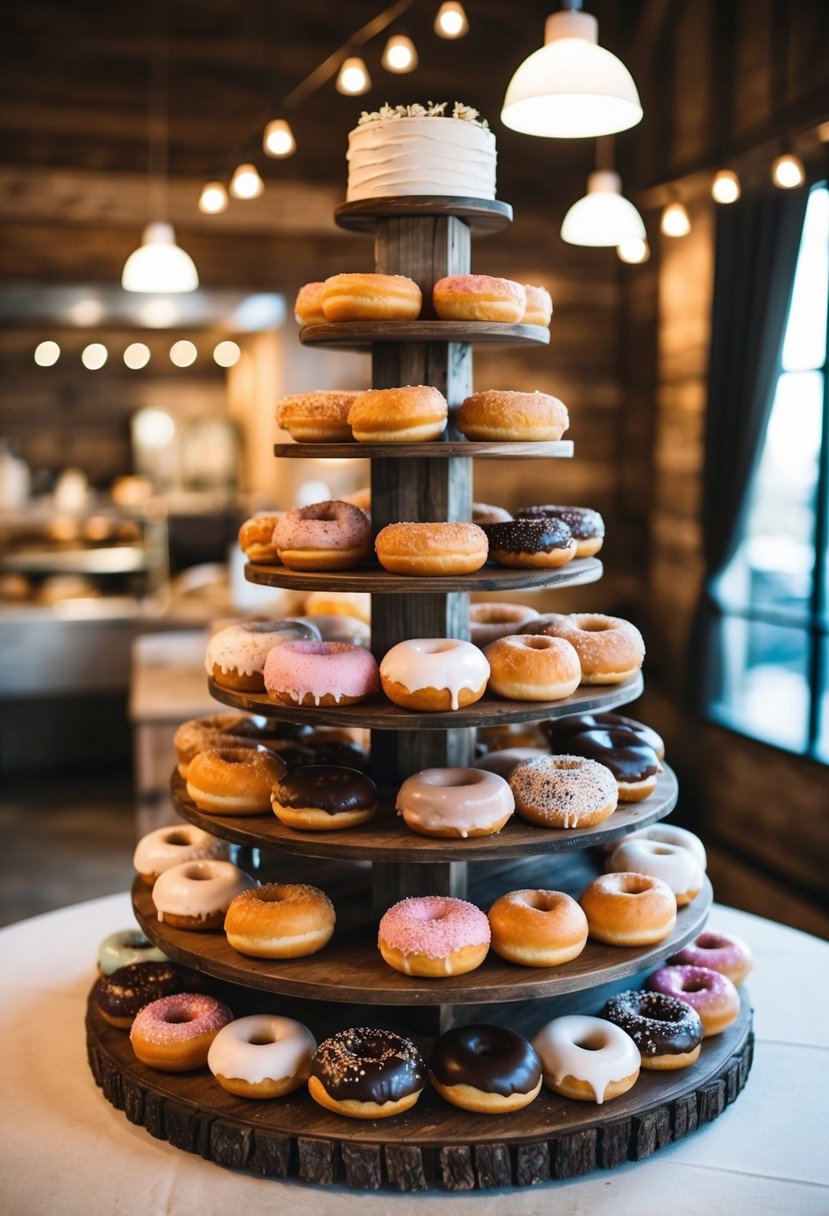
[432,275,526,323]
[238,514,282,564]
[532,1015,640,1104]
[133,825,228,884]
[347,385,448,443]
[509,755,618,829]
[600,990,704,1070]
[130,993,234,1072]
[185,745,286,815]
[579,872,677,947]
[541,710,665,761]
[521,284,553,327]
[264,640,380,707]
[429,1025,542,1113]
[623,824,706,869]
[488,889,588,967]
[668,930,754,986]
[94,962,189,1028]
[375,522,488,576]
[483,519,577,569]
[525,613,645,685]
[378,895,491,977]
[294,281,326,326]
[309,1028,426,1119]
[606,838,704,906]
[550,727,660,802]
[152,859,257,931]
[648,965,741,1036]
[396,766,514,838]
[472,502,513,525]
[516,505,604,557]
[486,634,581,701]
[272,501,372,572]
[276,390,360,443]
[205,619,321,692]
[458,390,569,442]
[473,746,547,778]
[271,765,378,830]
[304,590,371,623]
[224,882,335,958]
[380,638,490,711]
[173,713,252,778]
[294,612,370,647]
[97,929,167,976]
[321,272,422,321]
[469,601,539,647]
[208,1015,317,1099]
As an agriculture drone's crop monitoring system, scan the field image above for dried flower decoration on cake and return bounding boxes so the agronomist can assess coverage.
[358,102,489,128]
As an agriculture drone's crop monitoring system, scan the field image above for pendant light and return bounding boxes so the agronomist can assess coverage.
[771,152,805,189]
[336,56,371,96]
[435,3,469,39]
[560,143,645,246]
[661,200,691,237]
[712,169,740,204]
[501,0,643,139]
[263,118,296,158]
[382,33,418,73]
[230,163,264,199]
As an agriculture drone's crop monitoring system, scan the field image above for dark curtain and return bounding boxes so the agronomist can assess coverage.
[689,186,809,710]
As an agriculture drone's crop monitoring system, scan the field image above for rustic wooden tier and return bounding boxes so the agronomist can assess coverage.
[300,320,550,351]
[86,989,753,1192]
[335,195,514,234]
[272,439,574,459]
[245,556,602,594]
[170,764,678,863]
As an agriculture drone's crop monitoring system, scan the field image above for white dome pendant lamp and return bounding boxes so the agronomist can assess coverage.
[501,0,643,139]
[561,154,645,247]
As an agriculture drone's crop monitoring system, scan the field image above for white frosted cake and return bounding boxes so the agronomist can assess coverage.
[346,102,497,202]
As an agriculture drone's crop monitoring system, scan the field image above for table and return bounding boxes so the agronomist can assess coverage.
[1,893,827,1215]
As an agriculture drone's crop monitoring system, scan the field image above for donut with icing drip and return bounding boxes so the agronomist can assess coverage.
[380,638,489,711]
[532,1014,640,1103]
[395,766,514,838]
[509,755,618,829]
[606,838,704,906]
[264,640,380,707]
[205,620,321,692]
[151,859,257,931]
[133,824,228,883]
[271,765,378,830]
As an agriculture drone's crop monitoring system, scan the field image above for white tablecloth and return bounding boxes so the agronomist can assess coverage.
[1,894,827,1215]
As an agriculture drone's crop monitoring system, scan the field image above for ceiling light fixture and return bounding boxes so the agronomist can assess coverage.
[169,339,198,367]
[336,56,371,95]
[617,235,650,264]
[213,340,241,368]
[81,343,108,371]
[124,343,151,370]
[434,2,468,38]
[560,170,646,246]
[660,200,691,237]
[382,33,418,72]
[712,169,741,204]
[230,162,264,199]
[198,181,228,214]
[771,152,805,189]
[34,341,61,367]
[263,118,296,158]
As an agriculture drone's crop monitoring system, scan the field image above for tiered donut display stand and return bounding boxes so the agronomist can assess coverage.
[86,192,753,1192]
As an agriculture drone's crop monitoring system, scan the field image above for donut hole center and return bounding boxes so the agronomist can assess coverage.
[682,981,709,994]
[163,831,193,846]
[575,1034,606,1051]
[165,1012,197,1025]
[651,846,673,856]
[617,875,652,895]
[249,1033,277,1046]
[579,621,612,633]
[122,932,151,948]
[256,889,287,904]
[185,869,213,881]
[522,637,552,650]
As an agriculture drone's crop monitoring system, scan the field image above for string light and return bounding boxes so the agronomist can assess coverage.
[617,236,650,264]
[230,163,264,199]
[661,201,691,237]
[382,33,417,72]
[124,343,151,370]
[213,340,241,368]
[263,118,296,158]
[169,340,197,367]
[34,341,60,367]
[336,56,371,95]
[199,181,228,213]
[435,2,468,38]
[712,169,740,204]
[81,343,108,370]
[772,153,805,189]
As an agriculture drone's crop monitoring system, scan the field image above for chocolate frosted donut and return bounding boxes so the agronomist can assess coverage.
[271,764,378,830]
[483,518,577,569]
[429,1024,543,1112]
[555,727,660,802]
[516,505,604,556]
[94,961,193,1029]
[600,990,703,1070]
[309,1028,426,1118]
[541,711,665,760]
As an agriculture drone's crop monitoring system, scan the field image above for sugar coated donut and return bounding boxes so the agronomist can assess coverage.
[607,838,704,906]
[517,504,604,557]
[380,638,490,711]
[472,502,513,525]
[532,1015,640,1104]
[433,275,526,323]
[486,635,581,701]
[396,766,514,838]
[133,825,228,884]
[273,501,371,571]
[94,962,190,1028]
[378,895,491,977]
[541,711,665,761]
[375,521,488,576]
[648,965,740,1036]
[489,889,588,967]
[264,639,380,707]
[205,619,321,692]
[483,518,577,568]
[321,272,422,322]
[473,746,548,778]
[304,590,370,623]
[152,859,257,931]
[509,755,618,828]
[429,1025,542,1113]
[624,824,706,868]
[580,872,677,947]
[347,384,448,443]
[238,514,282,564]
[208,1014,316,1099]
[294,281,326,326]
[668,930,753,986]
[469,601,539,647]
[545,726,660,801]
[600,990,703,1070]
[276,390,360,443]
[185,745,286,815]
[130,993,233,1072]
[458,389,569,442]
[526,612,645,685]
[272,764,378,830]
[294,612,370,647]
[521,284,553,327]
[97,929,167,976]
[224,882,335,958]
[309,1028,426,1119]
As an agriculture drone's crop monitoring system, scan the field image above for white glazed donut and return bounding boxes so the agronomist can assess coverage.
[380,638,490,711]
[133,825,228,883]
[151,860,257,931]
[606,838,704,906]
[620,824,707,870]
[532,1015,640,1103]
[208,1014,317,1098]
[395,767,515,838]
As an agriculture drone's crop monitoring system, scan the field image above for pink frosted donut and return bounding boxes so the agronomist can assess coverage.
[668,930,754,986]
[378,896,491,977]
[433,275,526,323]
[272,501,372,572]
[647,965,740,1037]
[130,992,233,1071]
[264,640,379,707]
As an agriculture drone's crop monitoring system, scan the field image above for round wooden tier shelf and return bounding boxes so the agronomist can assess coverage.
[208,672,644,730]
[170,764,678,863]
[86,989,753,1192]
[131,874,711,1006]
[272,439,574,459]
[245,556,602,594]
[335,195,514,234]
[299,320,550,351]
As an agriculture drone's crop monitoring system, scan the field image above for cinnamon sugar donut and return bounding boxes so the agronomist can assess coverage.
[294,281,326,326]
[276,391,360,443]
[489,890,588,967]
[458,390,569,442]
[273,500,371,571]
[348,385,448,443]
[375,522,488,576]
[524,613,645,684]
[483,518,577,568]
[485,635,581,701]
[469,602,539,646]
[185,745,286,815]
[433,275,526,323]
[238,514,282,564]
[509,755,618,828]
[321,273,422,321]
[521,284,553,327]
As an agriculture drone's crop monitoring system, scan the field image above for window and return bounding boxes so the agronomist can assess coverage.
[708,183,829,761]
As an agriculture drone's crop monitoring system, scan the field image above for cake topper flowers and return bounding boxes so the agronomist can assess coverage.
[358,102,489,127]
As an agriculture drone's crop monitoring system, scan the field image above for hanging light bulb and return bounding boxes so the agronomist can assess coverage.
[661,201,691,237]
[34,341,61,367]
[336,56,371,96]
[230,163,264,199]
[122,222,199,292]
[772,153,805,189]
[560,171,646,246]
[435,2,469,38]
[712,169,740,204]
[382,34,418,73]
[263,118,296,158]
[198,181,228,214]
[617,235,650,264]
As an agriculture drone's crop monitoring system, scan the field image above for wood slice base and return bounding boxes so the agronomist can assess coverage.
[86,988,753,1192]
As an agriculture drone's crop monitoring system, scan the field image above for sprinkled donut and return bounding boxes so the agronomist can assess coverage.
[482,518,577,569]
[378,895,491,977]
[97,929,167,976]
[523,612,645,685]
[94,961,191,1029]
[509,755,618,829]
[606,838,704,906]
[648,965,741,1036]
[272,500,372,572]
[429,1024,542,1113]
[516,505,605,557]
[532,1014,640,1104]
[208,1014,317,1098]
[130,992,234,1072]
[668,930,754,986]
[205,619,321,692]
[375,521,488,576]
[264,640,380,707]
[133,825,228,884]
[395,766,514,838]
[309,1027,426,1119]
[600,990,704,1070]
